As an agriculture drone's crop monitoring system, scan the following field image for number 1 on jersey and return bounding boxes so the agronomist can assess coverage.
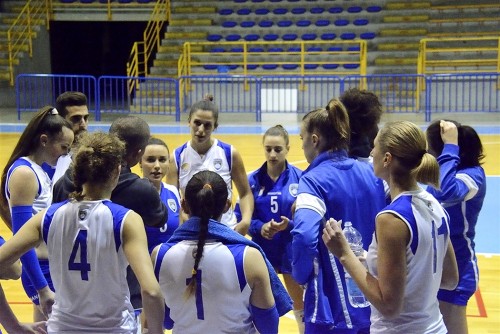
[186,270,204,320]
[68,230,91,280]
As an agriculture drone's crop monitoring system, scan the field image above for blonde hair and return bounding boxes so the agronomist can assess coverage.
[378,121,439,189]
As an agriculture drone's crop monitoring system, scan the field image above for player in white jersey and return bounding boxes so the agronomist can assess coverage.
[323,121,459,334]
[167,94,254,234]
[0,132,164,334]
[0,106,74,321]
[154,170,286,334]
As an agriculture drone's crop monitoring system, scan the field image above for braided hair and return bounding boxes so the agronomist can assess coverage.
[183,170,228,299]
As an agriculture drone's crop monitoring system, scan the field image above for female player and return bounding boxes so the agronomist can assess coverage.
[167,94,254,235]
[153,170,292,333]
[292,101,386,333]
[0,132,164,333]
[0,106,74,321]
[323,120,459,334]
[427,120,486,334]
[140,137,181,251]
[235,124,305,333]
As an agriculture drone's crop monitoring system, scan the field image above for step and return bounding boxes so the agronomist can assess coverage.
[0,58,19,65]
[377,43,420,51]
[0,31,37,38]
[386,2,431,10]
[158,44,203,53]
[0,44,29,52]
[1,17,45,25]
[0,71,10,81]
[375,57,419,66]
[165,31,207,40]
[169,19,212,26]
[383,15,429,23]
[153,59,179,67]
[379,28,427,36]
[172,7,216,14]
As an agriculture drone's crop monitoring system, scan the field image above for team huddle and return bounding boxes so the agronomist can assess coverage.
[0,90,486,334]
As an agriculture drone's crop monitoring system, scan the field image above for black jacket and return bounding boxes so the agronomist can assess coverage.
[53,165,168,227]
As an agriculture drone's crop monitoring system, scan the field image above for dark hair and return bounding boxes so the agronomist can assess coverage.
[302,99,350,152]
[263,124,289,146]
[339,88,383,157]
[426,120,484,168]
[56,91,88,118]
[378,121,440,189]
[146,137,170,157]
[0,106,72,228]
[70,132,125,201]
[183,170,228,299]
[188,94,219,129]
[109,116,150,161]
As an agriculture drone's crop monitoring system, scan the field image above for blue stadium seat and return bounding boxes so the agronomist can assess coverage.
[228,65,239,70]
[136,0,152,3]
[210,47,225,53]
[249,47,265,52]
[340,32,356,40]
[241,21,256,28]
[219,9,233,15]
[244,34,260,41]
[269,47,284,52]
[323,64,339,70]
[81,0,96,3]
[291,7,306,14]
[347,6,362,13]
[366,5,382,12]
[237,8,251,15]
[353,19,369,26]
[263,34,279,41]
[328,7,343,14]
[246,65,259,70]
[301,33,317,41]
[270,0,282,2]
[287,0,299,2]
[334,19,349,26]
[347,46,361,52]
[251,0,264,2]
[222,21,237,28]
[277,20,293,27]
[307,46,322,52]
[225,34,242,41]
[297,20,312,27]
[315,19,330,27]
[310,7,325,14]
[234,0,247,2]
[255,8,270,15]
[273,8,288,15]
[61,0,77,3]
[305,64,319,70]
[230,47,244,52]
[117,0,131,3]
[207,34,223,42]
[360,32,376,40]
[288,46,301,52]
[321,33,336,40]
[327,46,343,52]
[282,33,298,41]
[259,20,274,27]
[262,64,278,70]
[203,65,218,70]
[344,64,360,69]
[283,64,299,70]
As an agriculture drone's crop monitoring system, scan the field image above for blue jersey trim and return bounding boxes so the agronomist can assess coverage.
[102,200,129,252]
[217,140,232,171]
[7,158,42,198]
[42,201,68,245]
[154,243,172,281]
[226,244,247,292]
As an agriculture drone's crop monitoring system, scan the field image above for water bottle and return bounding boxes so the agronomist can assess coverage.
[342,221,370,308]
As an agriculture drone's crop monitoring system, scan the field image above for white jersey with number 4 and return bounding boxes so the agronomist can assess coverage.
[42,199,136,334]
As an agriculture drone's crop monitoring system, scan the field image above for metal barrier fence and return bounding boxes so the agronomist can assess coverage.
[16,73,500,122]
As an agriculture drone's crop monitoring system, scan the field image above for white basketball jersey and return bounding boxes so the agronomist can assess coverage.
[367,189,449,334]
[155,241,257,334]
[53,153,73,184]
[6,157,52,215]
[42,200,136,334]
[174,139,236,227]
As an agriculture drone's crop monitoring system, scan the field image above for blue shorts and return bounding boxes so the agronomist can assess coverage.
[20,259,54,305]
[437,265,478,306]
[305,322,370,334]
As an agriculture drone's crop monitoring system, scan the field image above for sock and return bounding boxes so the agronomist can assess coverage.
[293,309,305,334]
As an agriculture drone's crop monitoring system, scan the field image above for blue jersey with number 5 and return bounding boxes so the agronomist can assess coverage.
[41,199,137,333]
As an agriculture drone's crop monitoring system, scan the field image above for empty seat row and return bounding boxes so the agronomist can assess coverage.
[209,46,361,52]
[235,0,323,2]
[207,32,376,42]
[59,0,153,3]
[221,18,369,28]
[218,6,382,16]
[203,63,360,70]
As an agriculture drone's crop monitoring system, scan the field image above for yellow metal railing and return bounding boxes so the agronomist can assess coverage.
[7,0,50,86]
[126,0,169,96]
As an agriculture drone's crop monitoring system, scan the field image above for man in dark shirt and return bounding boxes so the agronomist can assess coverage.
[52,115,167,311]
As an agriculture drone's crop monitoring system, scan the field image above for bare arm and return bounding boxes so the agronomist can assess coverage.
[231,148,254,236]
[244,247,275,309]
[166,153,179,188]
[122,211,164,334]
[323,214,408,319]
[440,240,459,290]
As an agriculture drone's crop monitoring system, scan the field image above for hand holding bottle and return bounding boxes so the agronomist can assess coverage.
[322,218,351,259]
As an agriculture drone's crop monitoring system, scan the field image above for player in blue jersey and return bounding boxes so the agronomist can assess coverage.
[167,94,254,234]
[323,120,459,334]
[140,137,181,252]
[292,100,387,333]
[0,106,74,321]
[426,120,486,334]
[153,170,292,333]
[0,132,164,333]
[235,124,305,333]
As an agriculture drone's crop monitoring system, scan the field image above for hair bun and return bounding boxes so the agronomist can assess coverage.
[203,94,214,102]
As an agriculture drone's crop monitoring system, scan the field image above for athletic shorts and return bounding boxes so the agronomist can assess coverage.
[305,322,370,334]
[21,259,54,305]
[438,265,478,306]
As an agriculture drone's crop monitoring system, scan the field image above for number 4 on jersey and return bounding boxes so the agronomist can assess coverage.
[68,230,91,280]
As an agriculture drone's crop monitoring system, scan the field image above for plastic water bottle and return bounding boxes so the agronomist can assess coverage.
[342,221,370,308]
